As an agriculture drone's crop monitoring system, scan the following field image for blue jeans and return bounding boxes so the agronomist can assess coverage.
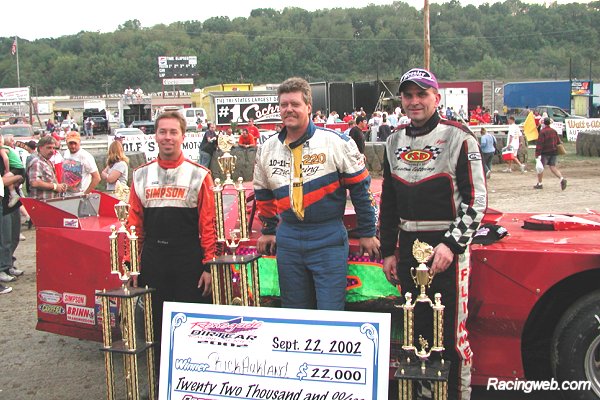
[276,219,349,310]
[0,209,19,272]
[199,151,212,168]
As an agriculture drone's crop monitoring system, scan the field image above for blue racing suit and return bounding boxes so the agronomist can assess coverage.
[253,121,377,310]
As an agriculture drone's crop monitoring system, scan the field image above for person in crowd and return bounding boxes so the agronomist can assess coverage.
[45,119,55,133]
[127,110,217,372]
[246,118,260,141]
[368,111,382,142]
[343,119,356,135]
[0,177,10,292]
[253,77,379,311]
[493,110,502,125]
[0,148,26,285]
[198,122,217,168]
[504,116,526,173]
[101,140,129,191]
[480,127,497,179]
[349,116,368,154]
[380,67,486,400]
[378,113,392,142]
[50,138,63,184]
[83,117,94,139]
[386,110,398,128]
[238,128,256,148]
[1,134,25,207]
[62,131,100,195]
[534,117,567,190]
[342,112,353,123]
[27,136,67,200]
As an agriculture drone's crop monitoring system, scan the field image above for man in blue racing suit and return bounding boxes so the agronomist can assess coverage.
[253,77,380,311]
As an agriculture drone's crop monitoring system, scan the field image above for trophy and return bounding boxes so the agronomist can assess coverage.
[395,239,449,400]
[209,139,261,307]
[99,201,156,400]
[217,133,237,186]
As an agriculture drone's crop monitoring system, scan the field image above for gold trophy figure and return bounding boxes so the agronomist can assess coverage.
[395,239,449,400]
[99,202,156,400]
[217,133,237,186]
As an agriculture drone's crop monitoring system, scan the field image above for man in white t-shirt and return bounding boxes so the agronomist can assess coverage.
[505,116,526,173]
[62,131,100,194]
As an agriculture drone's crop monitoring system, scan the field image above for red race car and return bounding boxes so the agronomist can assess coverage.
[24,183,600,397]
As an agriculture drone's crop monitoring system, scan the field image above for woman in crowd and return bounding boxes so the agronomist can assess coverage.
[101,140,129,191]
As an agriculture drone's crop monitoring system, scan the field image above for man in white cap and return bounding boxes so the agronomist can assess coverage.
[380,67,487,400]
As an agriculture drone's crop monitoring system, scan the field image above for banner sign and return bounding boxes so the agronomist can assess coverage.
[163,78,194,85]
[215,95,281,125]
[158,56,198,78]
[565,118,600,141]
[107,132,204,162]
[159,302,390,400]
[571,80,592,96]
[0,87,30,103]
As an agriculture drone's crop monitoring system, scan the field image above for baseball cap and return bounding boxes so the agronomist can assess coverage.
[66,131,81,143]
[399,68,439,91]
[114,132,124,140]
[26,140,36,150]
[471,224,509,245]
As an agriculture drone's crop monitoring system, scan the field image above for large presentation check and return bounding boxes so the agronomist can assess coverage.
[159,303,391,400]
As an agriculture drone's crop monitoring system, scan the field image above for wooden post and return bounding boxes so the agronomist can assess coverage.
[424,0,430,70]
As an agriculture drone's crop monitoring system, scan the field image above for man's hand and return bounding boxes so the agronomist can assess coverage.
[382,255,400,287]
[198,271,212,297]
[257,235,276,255]
[430,243,454,274]
[359,236,381,260]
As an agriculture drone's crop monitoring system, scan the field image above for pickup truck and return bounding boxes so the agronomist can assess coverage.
[513,105,584,125]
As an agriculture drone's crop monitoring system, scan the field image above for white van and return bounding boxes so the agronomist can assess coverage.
[178,108,208,128]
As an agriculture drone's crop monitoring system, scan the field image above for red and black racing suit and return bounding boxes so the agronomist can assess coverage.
[380,112,487,400]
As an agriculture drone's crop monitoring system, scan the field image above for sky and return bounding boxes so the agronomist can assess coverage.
[3,0,590,41]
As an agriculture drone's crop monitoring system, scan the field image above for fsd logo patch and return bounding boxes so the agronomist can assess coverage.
[401,150,433,163]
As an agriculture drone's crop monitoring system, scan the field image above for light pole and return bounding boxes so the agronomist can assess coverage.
[102,82,111,97]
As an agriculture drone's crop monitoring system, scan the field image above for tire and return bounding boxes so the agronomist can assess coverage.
[551,290,600,400]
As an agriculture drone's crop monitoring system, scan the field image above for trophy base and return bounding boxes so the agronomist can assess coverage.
[394,358,451,381]
[208,253,261,265]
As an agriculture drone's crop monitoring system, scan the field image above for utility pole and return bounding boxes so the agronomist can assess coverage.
[102,82,110,97]
[424,0,431,70]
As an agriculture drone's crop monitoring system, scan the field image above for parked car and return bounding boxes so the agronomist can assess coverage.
[0,123,36,138]
[113,127,144,136]
[88,116,109,133]
[130,120,155,134]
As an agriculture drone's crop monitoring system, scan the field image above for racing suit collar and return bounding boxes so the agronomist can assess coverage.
[406,112,441,137]
[157,152,185,169]
[278,120,316,149]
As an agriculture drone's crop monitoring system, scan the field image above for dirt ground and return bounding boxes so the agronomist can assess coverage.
[0,149,597,400]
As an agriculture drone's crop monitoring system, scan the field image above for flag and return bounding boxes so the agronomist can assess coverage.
[523,111,538,141]
[10,38,16,56]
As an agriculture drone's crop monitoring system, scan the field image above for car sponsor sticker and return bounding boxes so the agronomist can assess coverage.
[63,218,79,228]
[63,292,86,305]
[38,290,62,304]
[66,304,96,325]
[38,304,65,315]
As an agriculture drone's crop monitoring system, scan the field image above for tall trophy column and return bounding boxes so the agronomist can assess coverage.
[98,201,156,400]
[394,239,449,400]
[208,137,261,306]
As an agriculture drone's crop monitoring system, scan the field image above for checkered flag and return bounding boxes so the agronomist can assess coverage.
[424,145,442,160]
[394,146,411,160]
